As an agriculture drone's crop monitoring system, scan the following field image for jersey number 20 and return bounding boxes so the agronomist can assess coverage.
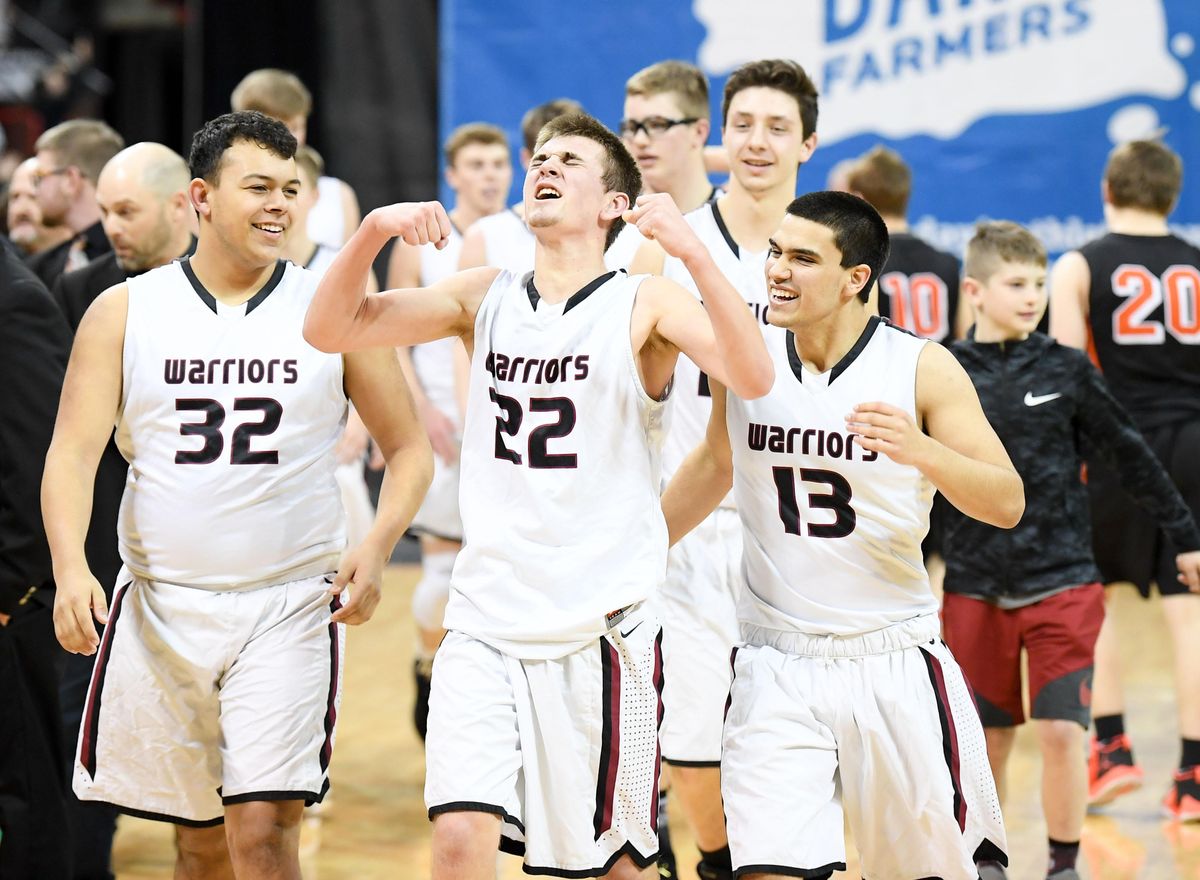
[1111,264,1200,345]
[772,466,856,538]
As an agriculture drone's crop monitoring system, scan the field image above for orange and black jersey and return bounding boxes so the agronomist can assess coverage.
[1081,232,1200,430]
[874,232,960,344]
[941,331,1200,605]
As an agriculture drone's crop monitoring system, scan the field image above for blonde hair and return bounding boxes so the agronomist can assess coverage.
[625,60,709,120]
[231,69,313,119]
[294,144,324,186]
[847,146,910,217]
[964,220,1047,281]
[444,123,509,167]
[35,120,124,183]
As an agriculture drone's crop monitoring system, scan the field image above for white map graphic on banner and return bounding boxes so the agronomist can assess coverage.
[695,0,1189,144]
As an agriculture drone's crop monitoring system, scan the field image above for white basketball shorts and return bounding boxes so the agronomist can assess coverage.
[74,571,345,825]
[657,506,741,764]
[425,608,663,875]
[722,614,1007,879]
[409,447,462,542]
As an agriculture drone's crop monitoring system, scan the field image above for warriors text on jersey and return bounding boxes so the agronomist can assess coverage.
[1080,232,1200,429]
[874,232,960,344]
[661,199,777,500]
[447,269,669,658]
[726,316,937,635]
[116,258,347,589]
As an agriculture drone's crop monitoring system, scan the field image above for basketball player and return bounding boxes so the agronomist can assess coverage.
[628,58,818,879]
[662,191,1018,880]
[610,60,718,271]
[457,98,582,274]
[232,68,362,249]
[386,121,512,738]
[943,221,1200,880]
[42,111,432,880]
[304,112,773,879]
[1050,139,1200,820]
[6,156,74,256]
[847,146,965,344]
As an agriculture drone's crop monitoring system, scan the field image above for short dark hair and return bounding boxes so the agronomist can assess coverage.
[785,191,889,303]
[521,98,585,154]
[188,111,297,183]
[722,59,819,139]
[1105,139,1182,216]
[533,113,642,251]
[847,146,911,218]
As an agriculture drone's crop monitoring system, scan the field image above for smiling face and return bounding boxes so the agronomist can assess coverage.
[523,134,624,245]
[764,213,871,330]
[191,138,299,269]
[722,86,815,195]
[965,261,1047,341]
[447,142,512,218]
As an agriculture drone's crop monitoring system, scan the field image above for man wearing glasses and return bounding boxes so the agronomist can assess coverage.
[26,120,124,290]
[606,61,718,271]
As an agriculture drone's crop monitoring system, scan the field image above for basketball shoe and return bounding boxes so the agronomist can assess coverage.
[1163,765,1200,822]
[1088,735,1144,806]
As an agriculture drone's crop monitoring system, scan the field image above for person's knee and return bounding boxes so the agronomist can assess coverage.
[225,801,302,869]
[1038,718,1085,755]
[431,810,501,863]
[175,824,230,875]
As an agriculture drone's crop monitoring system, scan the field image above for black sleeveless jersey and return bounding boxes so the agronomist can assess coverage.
[1080,232,1200,429]
[874,232,960,344]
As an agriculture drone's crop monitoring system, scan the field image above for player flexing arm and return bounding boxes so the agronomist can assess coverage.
[305,199,774,401]
[44,283,432,653]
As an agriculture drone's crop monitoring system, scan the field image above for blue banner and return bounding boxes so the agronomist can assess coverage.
[441,0,1199,254]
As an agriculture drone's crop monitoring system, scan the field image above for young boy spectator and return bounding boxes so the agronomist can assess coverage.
[940,221,1200,880]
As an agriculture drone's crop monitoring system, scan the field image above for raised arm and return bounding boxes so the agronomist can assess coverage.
[1048,250,1091,350]
[848,342,1024,528]
[627,193,774,400]
[330,345,434,624]
[302,202,496,353]
[42,284,128,654]
[661,379,735,545]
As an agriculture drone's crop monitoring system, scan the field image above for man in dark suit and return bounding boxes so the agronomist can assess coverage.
[0,239,72,880]
[51,141,195,880]
[26,120,124,291]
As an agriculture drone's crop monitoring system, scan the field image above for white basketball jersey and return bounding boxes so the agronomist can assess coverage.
[303,243,339,278]
[411,226,465,421]
[604,223,647,271]
[306,175,347,249]
[447,269,669,659]
[661,200,776,505]
[116,259,348,589]
[477,207,535,275]
[726,317,937,636]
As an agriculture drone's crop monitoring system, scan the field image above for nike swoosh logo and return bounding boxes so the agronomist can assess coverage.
[1024,391,1062,407]
[620,621,644,639]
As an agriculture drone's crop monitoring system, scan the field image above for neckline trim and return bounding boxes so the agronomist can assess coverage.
[180,257,287,315]
[526,270,618,314]
[786,315,883,385]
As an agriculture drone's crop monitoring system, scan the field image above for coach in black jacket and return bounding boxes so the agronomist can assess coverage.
[939,222,1200,880]
[0,239,72,879]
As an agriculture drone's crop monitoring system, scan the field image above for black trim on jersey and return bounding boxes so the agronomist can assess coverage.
[974,839,1009,867]
[180,257,287,315]
[784,315,882,386]
[521,840,657,878]
[705,185,720,205]
[733,861,846,878]
[303,244,335,269]
[427,800,527,835]
[80,581,131,778]
[96,802,225,828]
[526,270,617,314]
[662,758,720,767]
[221,789,322,806]
[710,199,739,258]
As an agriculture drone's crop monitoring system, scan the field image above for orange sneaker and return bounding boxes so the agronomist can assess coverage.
[1088,735,1145,807]
[1164,766,1200,823]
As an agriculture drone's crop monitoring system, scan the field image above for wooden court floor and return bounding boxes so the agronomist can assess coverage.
[110,565,1200,879]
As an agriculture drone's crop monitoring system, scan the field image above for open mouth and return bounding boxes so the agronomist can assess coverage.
[252,222,285,235]
[769,287,797,304]
[534,184,561,201]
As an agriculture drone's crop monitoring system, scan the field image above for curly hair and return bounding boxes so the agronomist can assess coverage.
[188,111,297,183]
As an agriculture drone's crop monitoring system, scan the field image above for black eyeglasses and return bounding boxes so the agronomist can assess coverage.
[619,117,699,138]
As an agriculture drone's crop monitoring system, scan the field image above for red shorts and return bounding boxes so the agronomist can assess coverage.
[941,584,1105,728]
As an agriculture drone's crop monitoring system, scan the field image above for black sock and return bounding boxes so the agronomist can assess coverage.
[699,845,732,869]
[1094,714,1125,742]
[656,790,673,857]
[1181,738,1200,769]
[1047,837,1079,874]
